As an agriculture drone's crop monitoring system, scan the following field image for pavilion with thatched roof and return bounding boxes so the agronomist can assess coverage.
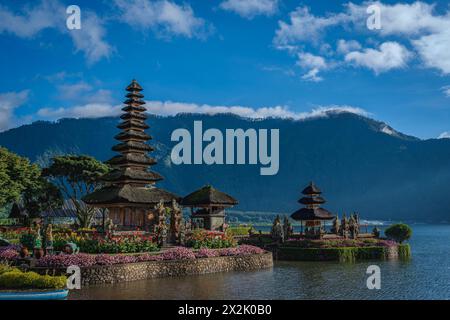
[83,80,179,230]
[290,182,335,238]
[181,185,238,231]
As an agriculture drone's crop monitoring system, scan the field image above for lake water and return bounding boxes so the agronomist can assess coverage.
[69,224,450,300]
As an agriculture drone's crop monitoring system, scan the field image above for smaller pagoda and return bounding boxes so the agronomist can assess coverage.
[290,182,334,238]
[181,185,238,231]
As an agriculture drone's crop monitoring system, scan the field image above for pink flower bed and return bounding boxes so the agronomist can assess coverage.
[160,247,196,260]
[0,248,19,260]
[220,245,265,256]
[37,253,97,268]
[195,248,220,258]
[32,245,265,268]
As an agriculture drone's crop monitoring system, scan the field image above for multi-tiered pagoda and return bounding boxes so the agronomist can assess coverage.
[83,80,179,230]
[290,182,334,238]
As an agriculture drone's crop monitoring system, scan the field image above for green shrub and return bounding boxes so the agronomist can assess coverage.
[0,269,66,289]
[0,264,17,275]
[278,246,388,262]
[385,224,412,243]
[398,244,411,259]
[19,233,36,249]
[228,226,254,236]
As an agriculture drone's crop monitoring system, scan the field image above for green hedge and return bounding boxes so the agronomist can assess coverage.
[0,265,66,289]
[277,246,389,262]
[398,244,411,259]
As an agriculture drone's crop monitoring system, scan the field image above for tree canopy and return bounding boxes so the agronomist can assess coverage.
[385,223,412,243]
[42,155,110,227]
[0,147,40,208]
[22,178,63,219]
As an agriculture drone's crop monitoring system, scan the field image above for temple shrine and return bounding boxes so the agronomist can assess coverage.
[83,80,179,230]
[181,185,238,231]
[290,182,335,238]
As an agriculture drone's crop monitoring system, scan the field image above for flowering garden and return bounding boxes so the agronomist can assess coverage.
[0,244,264,268]
[0,223,267,272]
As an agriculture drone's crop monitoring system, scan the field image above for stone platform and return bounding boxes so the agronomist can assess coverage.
[32,252,273,286]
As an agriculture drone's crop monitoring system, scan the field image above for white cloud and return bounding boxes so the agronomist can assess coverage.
[345,42,411,74]
[441,86,450,98]
[348,1,450,74]
[56,82,113,104]
[220,0,278,19]
[0,90,29,132]
[37,103,122,120]
[0,0,61,38]
[274,1,450,78]
[114,0,210,39]
[438,132,450,139]
[346,1,443,37]
[274,6,348,46]
[68,12,113,64]
[412,30,450,74]
[337,39,361,54]
[296,52,328,82]
[0,0,112,64]
[36,99,369,122]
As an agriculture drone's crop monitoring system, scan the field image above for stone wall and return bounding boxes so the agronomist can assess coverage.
[32,252,273,286]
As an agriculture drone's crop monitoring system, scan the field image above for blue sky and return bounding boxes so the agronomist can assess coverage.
[1,0,450,139]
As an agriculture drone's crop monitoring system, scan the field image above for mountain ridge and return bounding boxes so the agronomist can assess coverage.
[1,111,449,222]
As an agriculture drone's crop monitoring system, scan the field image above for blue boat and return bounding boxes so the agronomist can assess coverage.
[0,289,69,300]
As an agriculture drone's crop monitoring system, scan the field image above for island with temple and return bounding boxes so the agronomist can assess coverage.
[241,182,412,262]
[0,80,411,293]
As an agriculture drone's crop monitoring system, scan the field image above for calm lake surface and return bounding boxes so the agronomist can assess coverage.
[69,224,450,300]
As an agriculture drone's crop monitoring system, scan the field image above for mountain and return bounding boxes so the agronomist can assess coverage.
[1,112,450,222]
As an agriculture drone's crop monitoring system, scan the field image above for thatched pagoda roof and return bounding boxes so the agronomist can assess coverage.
[112,141,154,153]
[181,185,238,207]
[114,130,151,141]
[106,154,156,166]
[126,79,143,91]
[298,196,326,205]
[122,105,146,112]
[117,120,150,130]
[102,168,163,183]
[83,185,179,205]
[120,112,147,121]
[290,207,334,221]
[302,182,322,195]
[84,79,177,207]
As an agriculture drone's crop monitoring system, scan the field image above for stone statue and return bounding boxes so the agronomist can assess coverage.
[340,213,349,238]
[271,215,284,243]
[349,215,357,239]
[282,216,293,241]
[105,217,115,238]
[331,214,340,234]
[372,227,380,238]
[170,199,183,244]
[33,223,44,259]
[155,200,168,246]
[179,222,186,246]
[34,223,42,249]
[45,224,54,255]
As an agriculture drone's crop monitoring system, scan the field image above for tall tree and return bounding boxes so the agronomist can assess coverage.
[42,155,110,228]
[0,147,40,208]
[22,178,63,220]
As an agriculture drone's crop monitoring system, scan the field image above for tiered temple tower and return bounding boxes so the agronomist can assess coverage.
[104,80,162,186]
[83,80,179,230]
[290,182,334,238]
